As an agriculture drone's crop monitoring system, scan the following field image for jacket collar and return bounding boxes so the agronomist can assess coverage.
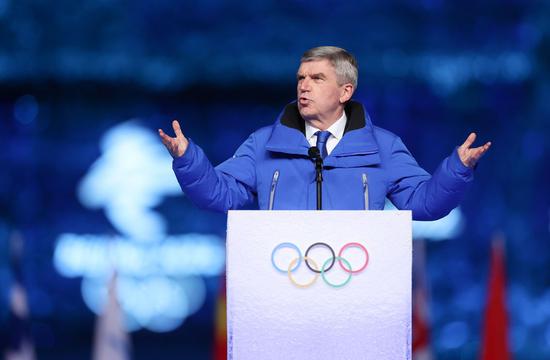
[265,100,379,157]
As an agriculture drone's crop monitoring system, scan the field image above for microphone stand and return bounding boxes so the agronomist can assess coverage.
[308,147,323,210]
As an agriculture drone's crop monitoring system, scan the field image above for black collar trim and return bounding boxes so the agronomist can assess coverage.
[280,100,366,134]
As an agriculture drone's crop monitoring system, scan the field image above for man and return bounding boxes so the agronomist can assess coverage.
[159,46,490,220]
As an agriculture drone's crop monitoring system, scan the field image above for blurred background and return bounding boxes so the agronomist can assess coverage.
[0,0,549,359]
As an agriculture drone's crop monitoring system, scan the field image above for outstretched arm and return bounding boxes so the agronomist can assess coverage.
[159,120,257,212]
[387,132,491,220]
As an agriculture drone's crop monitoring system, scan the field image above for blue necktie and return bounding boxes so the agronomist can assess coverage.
[315,130,331,159]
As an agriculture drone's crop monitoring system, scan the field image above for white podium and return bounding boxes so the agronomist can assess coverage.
[226,210,412,360]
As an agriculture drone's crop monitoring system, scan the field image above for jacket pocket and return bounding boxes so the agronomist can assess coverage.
[327,152,381,168]
[268,170,280,210]
[362,173,369,210]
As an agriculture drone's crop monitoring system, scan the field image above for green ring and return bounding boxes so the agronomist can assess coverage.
[321,256,353,288]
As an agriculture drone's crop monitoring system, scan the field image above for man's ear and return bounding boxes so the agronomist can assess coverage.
[339,84,354,103]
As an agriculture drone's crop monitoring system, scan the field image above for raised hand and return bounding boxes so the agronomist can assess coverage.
[158,120,189,158]
[457,132,491,168]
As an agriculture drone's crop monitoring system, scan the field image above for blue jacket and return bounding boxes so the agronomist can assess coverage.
[172,101,473,220]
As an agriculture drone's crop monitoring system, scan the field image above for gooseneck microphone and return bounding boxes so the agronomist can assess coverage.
[308,147,323,210]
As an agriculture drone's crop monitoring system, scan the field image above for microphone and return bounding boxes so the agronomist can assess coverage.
[308,146,321,160]
[308,146,323,210]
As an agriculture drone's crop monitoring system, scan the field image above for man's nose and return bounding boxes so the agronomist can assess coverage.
[299,78,310,92]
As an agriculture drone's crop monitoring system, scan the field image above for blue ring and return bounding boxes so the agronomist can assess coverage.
[271,242,302,273]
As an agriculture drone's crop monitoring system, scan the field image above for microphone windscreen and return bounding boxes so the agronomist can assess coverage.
[308,146,320,159]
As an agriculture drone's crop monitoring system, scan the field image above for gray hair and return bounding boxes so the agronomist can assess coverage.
[301,46,358,88]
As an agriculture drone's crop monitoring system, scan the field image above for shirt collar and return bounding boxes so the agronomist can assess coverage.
[305,111,348,141]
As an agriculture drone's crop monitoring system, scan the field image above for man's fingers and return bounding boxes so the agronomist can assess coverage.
[158,128,168,139]
[159,121,189,158]
[172,120,185,139]
[158,129,173,144]
[473,142,491,154]
[458,136,491,168]
[472,148,484,160]
[461,132,477,149]
[476,142,492,157]
[468,141,492,162]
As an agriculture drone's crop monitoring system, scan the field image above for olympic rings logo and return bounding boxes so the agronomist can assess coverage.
[271,242,370,288]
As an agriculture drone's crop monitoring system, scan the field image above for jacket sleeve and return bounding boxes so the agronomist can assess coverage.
[172,134,257,212]
[387,137,474,221]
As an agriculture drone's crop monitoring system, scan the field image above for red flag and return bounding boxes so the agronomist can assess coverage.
[213,276,227,360]
[412,239,433,360]
[480,235,510,360]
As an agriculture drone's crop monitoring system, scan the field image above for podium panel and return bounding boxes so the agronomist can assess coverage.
[226,210,412,360]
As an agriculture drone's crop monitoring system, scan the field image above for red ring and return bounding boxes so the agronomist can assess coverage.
[338,242,369,273]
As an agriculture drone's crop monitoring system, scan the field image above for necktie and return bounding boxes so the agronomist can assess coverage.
[315,130,331,159]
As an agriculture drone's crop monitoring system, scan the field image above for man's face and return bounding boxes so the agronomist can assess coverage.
[296,59,349,123]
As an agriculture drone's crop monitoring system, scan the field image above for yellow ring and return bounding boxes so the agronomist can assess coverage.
[287,256,319,288]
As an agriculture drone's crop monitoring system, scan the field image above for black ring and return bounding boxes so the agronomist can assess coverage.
[305,242,335,273]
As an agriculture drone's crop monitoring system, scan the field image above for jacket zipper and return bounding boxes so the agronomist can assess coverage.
[362,173,369,210]
[268,170,280,210]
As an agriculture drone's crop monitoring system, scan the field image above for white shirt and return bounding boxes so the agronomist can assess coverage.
[305,111,347,156]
